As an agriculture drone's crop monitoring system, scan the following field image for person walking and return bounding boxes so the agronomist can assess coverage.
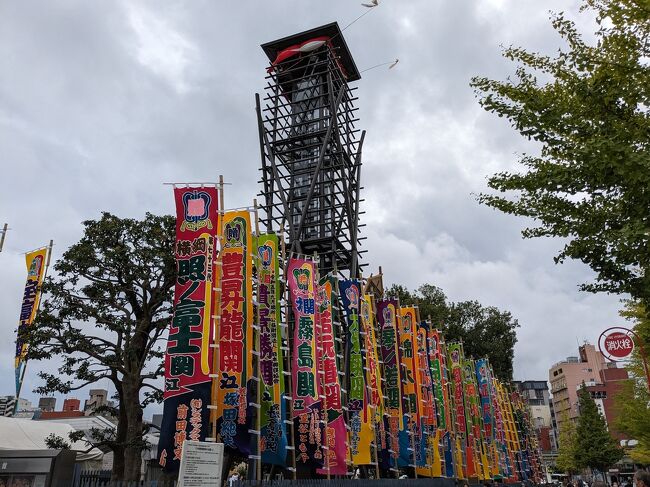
[635,471,650,487]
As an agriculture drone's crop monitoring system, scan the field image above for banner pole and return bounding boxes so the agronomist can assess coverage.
[253,199,263,484]
[0,223,8,252]
[389,296,399,480]
[210,175,225,443]
[280,229,297,480]
[369,293,383,480]
[337,266,354,477]
[312,252,331,480]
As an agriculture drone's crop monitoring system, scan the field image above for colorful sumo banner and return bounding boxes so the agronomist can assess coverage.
[288,258,323,468]
[316,276,347,475]
[339,279,371,466]
[215,210,254,453]
[256,233,287,466]
[376,298,402,469]
[416,323,438,477]
[158,187,219,471]
[360,294,384,466]
[397,306,420,468]
[15,247,48,395]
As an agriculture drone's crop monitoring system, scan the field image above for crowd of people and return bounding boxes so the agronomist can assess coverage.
[559,471,650,487]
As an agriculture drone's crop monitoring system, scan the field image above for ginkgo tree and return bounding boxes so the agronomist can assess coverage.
[472,0,650,307]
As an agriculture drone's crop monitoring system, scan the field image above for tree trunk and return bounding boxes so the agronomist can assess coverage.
[122,377,144,481]
[111,391,128,480]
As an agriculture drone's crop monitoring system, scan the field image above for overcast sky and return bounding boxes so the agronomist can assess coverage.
[0,0,624,415]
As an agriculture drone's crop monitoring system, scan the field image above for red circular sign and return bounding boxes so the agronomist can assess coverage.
[602,331,635,360]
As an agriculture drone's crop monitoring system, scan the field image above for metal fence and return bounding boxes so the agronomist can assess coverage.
[74,473,532,487]
[74,471,177,487]
[231,480,463,487]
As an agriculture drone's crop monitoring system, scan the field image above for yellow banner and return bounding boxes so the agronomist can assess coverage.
[432,430,443,477]
[15,248,48,370]
[215,210,254,449]
[491,443,500,477]
[398,307,420,419]
[353,294,382,465]
[455,436,465,479]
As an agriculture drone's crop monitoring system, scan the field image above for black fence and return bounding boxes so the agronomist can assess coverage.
[74,471,177,487]
[230,481,528,487]
[74,472,533,487]
[232,481,457,487]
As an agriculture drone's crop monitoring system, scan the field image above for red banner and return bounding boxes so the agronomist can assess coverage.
[158,187,219,472]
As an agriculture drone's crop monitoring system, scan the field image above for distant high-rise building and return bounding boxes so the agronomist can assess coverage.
[84,389,109,416]
[549,342,608,431]
[0,396,16,417]
[0,396,35,418]
[549,400,559,450]
[39,397,84,419]
[513,380,552,425]
[513,380,554,453]
[38,397,56,412]
[62,398,81,412]
[582,367,630,440]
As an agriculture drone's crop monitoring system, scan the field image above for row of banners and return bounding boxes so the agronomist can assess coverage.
[157,187,543,481]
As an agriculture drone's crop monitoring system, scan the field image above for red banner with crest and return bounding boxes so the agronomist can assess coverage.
[158,187,218,472]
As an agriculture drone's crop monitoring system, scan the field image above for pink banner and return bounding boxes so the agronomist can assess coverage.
[288,258,323,466]
[316,276,347,475]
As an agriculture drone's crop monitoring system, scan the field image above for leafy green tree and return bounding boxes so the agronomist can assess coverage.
[471,0,650,306]
[25,212,176,481]
[44,433,71,450]
[556,412,579,475]
[575,385,624,474]
[386,283,519,380]
[613,301,650,464]
[613,379,650,464]
[44,431,86,450]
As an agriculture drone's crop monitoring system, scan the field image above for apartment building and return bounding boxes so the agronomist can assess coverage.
[548,343,608,430]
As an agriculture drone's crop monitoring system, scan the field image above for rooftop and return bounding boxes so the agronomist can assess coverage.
[261,22,361,82]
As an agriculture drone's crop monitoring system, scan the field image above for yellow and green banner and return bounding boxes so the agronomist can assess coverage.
[356,293,383,466]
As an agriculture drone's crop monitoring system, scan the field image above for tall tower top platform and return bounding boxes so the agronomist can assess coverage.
[261,22,361,82]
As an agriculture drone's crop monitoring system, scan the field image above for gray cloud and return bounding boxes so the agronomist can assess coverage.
[0,0,622,415]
